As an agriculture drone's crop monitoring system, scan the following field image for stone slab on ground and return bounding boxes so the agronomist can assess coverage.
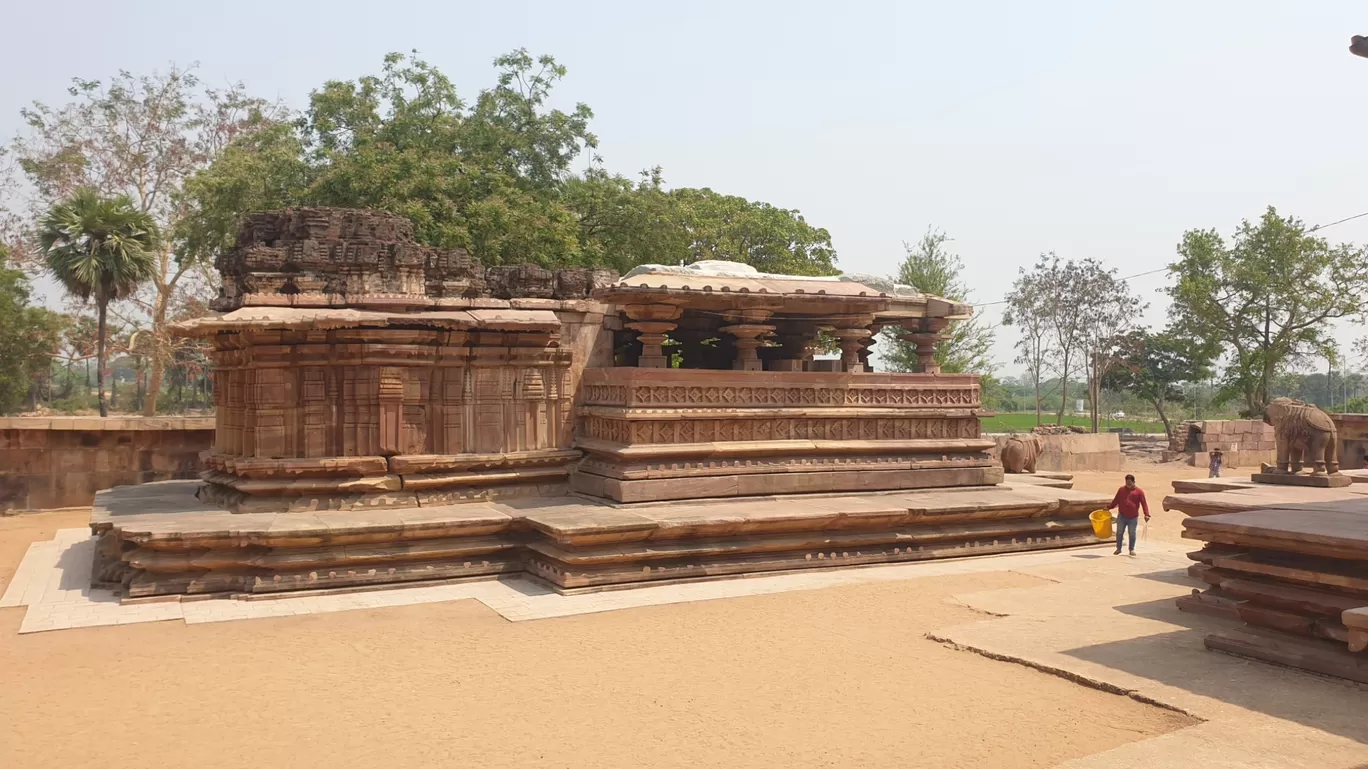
[1182,507,1368,560]
[1162,483,1368,517]
[1171,477,1257,494]
[1250,472,1354,488]
[930,546,1368,768]
[1205,626,1368,685]
[1000,473,1074,489]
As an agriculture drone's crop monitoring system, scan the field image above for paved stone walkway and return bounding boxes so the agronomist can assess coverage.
[3,527,1131,633]
[932,548,1368,768]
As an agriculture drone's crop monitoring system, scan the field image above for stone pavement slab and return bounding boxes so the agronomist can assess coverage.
[931,550,1368,768]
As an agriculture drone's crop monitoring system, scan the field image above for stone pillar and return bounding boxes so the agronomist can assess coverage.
[378,366,404,457]
[832,329,872,373]
[828,314,876,373]
[719,325,774,371]
[719,309,776,371]
[771,321,821,372]
[857,323,885,373]
[623,303,683,368]
[898,318,950,374]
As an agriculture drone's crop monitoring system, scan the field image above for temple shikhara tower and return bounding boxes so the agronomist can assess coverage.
[90,207,1108,598]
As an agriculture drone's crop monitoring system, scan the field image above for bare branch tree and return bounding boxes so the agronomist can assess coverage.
[4,65,288,414]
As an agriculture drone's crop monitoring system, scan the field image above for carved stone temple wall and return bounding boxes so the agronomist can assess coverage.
[177,208,613,512]
[574,368,1000,502]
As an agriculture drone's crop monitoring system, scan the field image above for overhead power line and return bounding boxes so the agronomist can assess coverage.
[972,208,1368,308]
[1309,210,1368,232]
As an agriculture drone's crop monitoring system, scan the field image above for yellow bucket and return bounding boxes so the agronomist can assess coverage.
[1089,510,1113,539]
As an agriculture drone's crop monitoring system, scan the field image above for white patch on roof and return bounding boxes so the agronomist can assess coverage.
[621,260,923,297]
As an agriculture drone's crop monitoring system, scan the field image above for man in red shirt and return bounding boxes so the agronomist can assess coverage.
[1108,473,1150,556]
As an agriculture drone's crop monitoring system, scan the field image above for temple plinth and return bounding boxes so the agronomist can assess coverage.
[89,216,1110,600]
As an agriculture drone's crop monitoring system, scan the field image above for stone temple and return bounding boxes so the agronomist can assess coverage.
[90,207,1108,598]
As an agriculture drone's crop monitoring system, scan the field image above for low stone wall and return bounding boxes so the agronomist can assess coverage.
[1332,413,1368,471]
[1163,419,1275,468]
[0,417,214,513]
[992,432,1124,473]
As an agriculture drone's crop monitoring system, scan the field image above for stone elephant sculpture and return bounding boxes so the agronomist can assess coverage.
[1263,397,1340,476]
[1000,434,1044,474]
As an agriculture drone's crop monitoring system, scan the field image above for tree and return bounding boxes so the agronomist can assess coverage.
[1070,261,1145,433]
[881,228,994,377]
[180,51,839,277]
[39,190,158,417]
[8,65,286,414]
[1004,253,1143,430]
[1003,266,1056,425]
[0,250,64,414]
[1103,329,1216,438]
[1168,207,1368,417]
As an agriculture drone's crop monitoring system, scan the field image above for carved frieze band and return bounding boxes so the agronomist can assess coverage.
[582,383,980,409]
[579,453,994,479]
[583,416,982,444]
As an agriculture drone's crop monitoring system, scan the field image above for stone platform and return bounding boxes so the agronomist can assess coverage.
[91,480,1109,597]
[1249,472,1353,488]
[1163,470,1368,516]
[1179,506,1368,684]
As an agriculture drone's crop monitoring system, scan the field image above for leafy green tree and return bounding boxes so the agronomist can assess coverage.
[881,229,994,381]
[666,188,836,275]
[0,249,65,413]
[39,190,158,417]
[1168,207,1368,417]
[180,51,838,276]
[1102,328,1217,438]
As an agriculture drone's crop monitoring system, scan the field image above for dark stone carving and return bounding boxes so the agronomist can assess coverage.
[214,207,620,309]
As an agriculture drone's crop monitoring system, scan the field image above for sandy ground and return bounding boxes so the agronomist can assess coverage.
[0,503,1198,769]
[1068,460,1202,547]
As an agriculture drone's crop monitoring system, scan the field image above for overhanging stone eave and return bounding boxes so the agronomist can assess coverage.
[170,306,564,338]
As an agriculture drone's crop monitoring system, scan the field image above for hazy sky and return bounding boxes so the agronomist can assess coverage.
[3,1,1367,373]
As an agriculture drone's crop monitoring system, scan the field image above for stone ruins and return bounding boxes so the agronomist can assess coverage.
[1164,407,1368,684]
[90,206,1110,598]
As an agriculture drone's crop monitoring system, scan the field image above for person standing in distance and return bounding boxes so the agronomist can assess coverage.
[1208,447,1223,479]
[1108,473,1150,556]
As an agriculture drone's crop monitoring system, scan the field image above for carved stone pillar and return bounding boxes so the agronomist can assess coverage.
[828,314,876,373]
[857,323,885,373]
[378,366,405,457]
[718,325,773,371]
[832,329,872,373]
[719,308,776,371]
[770,321,821,372]
[623,303,683,368]
[898,318,951,374]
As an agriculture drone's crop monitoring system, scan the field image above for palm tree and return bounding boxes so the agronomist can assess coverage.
[39,189,157,417]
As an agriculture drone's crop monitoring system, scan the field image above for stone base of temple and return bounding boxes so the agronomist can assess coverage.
[196,449,582,513]
[570,460,1004,503]
[90,480,1109,598]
